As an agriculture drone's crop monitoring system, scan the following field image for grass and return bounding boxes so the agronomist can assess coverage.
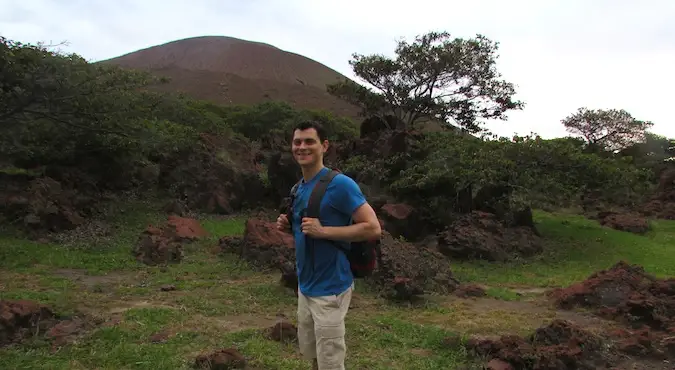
[452,210,675,288]
[1,200,674,369]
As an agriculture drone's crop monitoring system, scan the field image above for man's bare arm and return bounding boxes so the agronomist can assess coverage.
[319,202,381,242]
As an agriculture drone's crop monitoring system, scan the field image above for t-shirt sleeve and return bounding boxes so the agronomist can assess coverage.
[331,174,367,216]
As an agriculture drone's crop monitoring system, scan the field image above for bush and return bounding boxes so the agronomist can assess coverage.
[343,129,653,228]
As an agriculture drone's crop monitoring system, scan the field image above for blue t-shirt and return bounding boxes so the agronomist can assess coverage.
[291,167,366,297]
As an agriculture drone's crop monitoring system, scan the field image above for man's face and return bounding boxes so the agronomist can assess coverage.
[292,128,327,166]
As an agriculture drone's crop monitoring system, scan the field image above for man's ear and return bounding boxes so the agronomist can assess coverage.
[322,140,329,153]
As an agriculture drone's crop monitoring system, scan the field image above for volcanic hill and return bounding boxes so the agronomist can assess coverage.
[99,36,361,119]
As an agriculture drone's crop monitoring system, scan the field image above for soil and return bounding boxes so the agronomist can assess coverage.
[53,268,133,291]
[192,314,285,334]
[453,284,488,298]
[148,328,174,343]
[107,300,178,314]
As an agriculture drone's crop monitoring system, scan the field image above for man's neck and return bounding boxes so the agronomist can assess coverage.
[301,163,326,182]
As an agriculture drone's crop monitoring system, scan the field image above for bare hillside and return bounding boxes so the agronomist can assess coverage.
[100,36,361,118]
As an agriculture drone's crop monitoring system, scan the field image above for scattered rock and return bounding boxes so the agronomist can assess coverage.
[194,348,246,369]
[167,215,209,240]
[220,218,294,270]
[132,215,207,266]
[0,299,92,351]
[379,202,427,240]
[45,317,90,351]
[160,133,269,215]
[611,327,658,357]
[133,225,185,266]
[0,299,57,347]
[466,320,611,369]
[368,232,460,301]
[549,261,675,363]
[642,199,675,221]
[548,261,675,331]
[436,211,543,261]
[267,321,297,343]
[598,211,650,234]
[0,176,90,233]
[641,168,675,220]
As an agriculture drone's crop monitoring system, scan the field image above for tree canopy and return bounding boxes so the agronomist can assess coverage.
[561,107,654,153]
[326,31,524,133]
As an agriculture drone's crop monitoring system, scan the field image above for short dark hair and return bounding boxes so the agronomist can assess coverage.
[293,120,328,142]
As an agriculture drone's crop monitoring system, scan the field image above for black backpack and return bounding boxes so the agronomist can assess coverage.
[286,169,382,278]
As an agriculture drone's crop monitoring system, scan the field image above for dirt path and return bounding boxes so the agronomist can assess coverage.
[396,292,620,338]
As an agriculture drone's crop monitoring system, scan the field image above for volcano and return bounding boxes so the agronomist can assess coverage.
[100,35,361,119]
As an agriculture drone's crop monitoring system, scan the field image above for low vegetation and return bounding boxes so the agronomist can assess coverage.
[1,197,674,369]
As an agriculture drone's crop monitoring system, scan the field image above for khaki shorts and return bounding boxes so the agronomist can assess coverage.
[297,284,353,370]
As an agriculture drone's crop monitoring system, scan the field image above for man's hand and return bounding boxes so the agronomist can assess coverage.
[276,214,291,233]
[301,217,325,238]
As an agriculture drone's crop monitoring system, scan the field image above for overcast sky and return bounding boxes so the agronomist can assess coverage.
[2,0,674,139]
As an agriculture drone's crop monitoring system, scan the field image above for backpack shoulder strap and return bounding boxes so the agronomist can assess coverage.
[306,169,339,219]
[289,181,300,198]
[286,180,301,227]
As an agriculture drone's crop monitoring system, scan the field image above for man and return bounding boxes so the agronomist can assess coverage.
[276,120,381,370]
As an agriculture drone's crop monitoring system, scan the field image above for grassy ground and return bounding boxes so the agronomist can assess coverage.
[1,200,674,370]
[452,210,675,287]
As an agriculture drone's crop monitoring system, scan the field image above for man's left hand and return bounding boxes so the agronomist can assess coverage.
[301,217,325,238]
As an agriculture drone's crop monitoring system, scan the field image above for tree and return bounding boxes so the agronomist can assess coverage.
[326,31,524,133]
[0,36,163,134]
[0,36,203,187]
[561,107,654,153]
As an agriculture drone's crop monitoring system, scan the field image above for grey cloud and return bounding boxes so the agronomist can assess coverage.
[0,0,673,138]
